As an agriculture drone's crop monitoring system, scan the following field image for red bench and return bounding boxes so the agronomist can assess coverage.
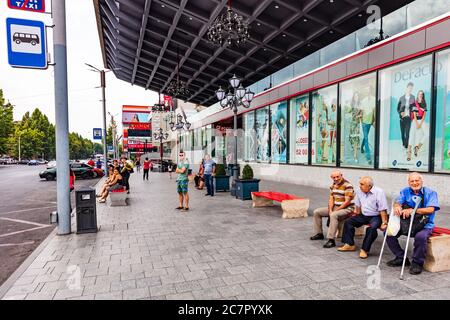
[251,191,309,219]
[109,187,128,206]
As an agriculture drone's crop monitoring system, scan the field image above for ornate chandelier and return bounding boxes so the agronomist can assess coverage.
[170,113,191,132]
[167,46,190,99]
[207,0,250,46]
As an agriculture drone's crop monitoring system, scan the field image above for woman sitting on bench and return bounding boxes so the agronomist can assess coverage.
[97,168,123,203]
[96,166,114,197]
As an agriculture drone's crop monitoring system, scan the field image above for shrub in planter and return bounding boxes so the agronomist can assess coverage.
[214,163,230,192]
[235,164,260,200]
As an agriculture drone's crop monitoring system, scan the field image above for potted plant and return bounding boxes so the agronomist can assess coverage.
[235,164,260,200]
[213,163,230,192]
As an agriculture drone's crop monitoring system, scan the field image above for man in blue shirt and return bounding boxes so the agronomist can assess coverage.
[386,172,440,275]
[203,154,216,197]
[338,176,388,259]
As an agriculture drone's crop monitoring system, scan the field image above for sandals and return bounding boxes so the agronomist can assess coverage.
[98,199,106,203]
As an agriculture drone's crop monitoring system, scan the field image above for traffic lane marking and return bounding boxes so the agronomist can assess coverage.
[0,206,56,216]
[0,217,50,228]
[0,241,35,247]
[0,225,52,238]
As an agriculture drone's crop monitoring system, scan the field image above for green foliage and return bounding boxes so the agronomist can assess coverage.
[241,164,254,180]
[215,163,227,176]
[0,90,14,155]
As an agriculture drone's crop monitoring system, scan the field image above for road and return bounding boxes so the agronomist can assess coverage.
[0,164,100,286]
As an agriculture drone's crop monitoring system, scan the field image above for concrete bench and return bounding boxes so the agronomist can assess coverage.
[251,191,309,219]
[109,187,128,206]
[424,227,450,272]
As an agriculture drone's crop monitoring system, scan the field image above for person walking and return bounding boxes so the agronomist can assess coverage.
[175,150,190,211]
[168,160,173,179]
[143,157,150,181]
[203,154,216,197]
[135,157,141,173]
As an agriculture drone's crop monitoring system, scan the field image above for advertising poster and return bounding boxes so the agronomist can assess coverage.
[122,111,150,123]
[244,112,255,161]
[379,55,432,171]
[340,73,376,167]
[255,107,270,162]
[312,85,337,165]
[271,101,287,163]
[290,94,309,164]
[435,49,450,172]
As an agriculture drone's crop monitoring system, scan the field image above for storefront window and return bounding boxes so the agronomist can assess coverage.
[255,106,270,162]
[289,94,309,164]
[311,85,338,165]
[271,101,288,163]
[339,73,376,168]
[435,48,450,173]
[379,55,433,171]
[244,111,256,161]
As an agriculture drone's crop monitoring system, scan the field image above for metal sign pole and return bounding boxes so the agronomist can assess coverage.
[101,70,108,177]
[52,0,70,235]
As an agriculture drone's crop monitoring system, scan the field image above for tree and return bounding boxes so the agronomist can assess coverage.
[0,90,14,155]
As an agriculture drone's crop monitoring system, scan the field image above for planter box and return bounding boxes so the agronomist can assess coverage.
[214,175,230,192]
[235,179,260,200]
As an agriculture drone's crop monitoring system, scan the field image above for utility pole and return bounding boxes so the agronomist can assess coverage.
[18,134,21,162]
[53,0,71,235]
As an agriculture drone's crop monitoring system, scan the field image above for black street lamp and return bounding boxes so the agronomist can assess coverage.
[153,127,169,172]
[215,74,255,196]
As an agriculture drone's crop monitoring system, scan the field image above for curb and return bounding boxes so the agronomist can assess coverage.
[0,177,104,300]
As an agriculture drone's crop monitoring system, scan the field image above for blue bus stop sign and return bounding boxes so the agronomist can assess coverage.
[93,128,102,140]
[6,18,47,69]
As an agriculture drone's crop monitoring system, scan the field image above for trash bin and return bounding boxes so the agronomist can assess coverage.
[75,186,98,234]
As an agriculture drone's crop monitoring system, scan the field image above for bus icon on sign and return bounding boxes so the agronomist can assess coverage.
[13,32,40,46]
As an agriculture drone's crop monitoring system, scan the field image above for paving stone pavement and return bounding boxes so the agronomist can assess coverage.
[1,172,450,300]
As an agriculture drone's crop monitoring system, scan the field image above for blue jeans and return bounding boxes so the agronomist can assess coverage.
[342,214,381,252]
[362,123,372,161]
[204,174,214,196]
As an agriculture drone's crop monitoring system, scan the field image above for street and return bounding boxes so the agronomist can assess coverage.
[0,164,100,285]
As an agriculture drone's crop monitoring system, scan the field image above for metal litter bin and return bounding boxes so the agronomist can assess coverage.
[75,186,98,234]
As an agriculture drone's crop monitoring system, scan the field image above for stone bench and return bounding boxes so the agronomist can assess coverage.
[109,187,128,206]
[424,227,450,273]
[251,191,309,219]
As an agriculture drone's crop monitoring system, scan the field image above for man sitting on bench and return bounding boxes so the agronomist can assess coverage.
[386,172,440,275]
[310,170,355,248]
[338,176,388,259]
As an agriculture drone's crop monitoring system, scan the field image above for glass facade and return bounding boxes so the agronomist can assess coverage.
[339,73,377,168]
[289,94,309,164]
[270,101,288,163]
[435,48,450,173]
[311,85,338,165]
[255,106,270,162]
[379,55,433,171]
[244,111,256,161]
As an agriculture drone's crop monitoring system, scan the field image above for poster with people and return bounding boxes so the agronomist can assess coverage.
[271,101,287,163]
[244,112,256,161]
[256,107,270,162]
[379,55,432,171]
[435,49,450,172]
[312,85,337,165]
[122,111,150,123]
[290,94,309,164]
[339,73,376,167]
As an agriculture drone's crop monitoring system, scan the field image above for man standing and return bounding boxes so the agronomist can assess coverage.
[397,82,415,151]
[143,157,150,181]
[87,158,95,167]
[203,155,216,197]
[120,157,132,194]
[360,85,375,165]
[175,150,190,211]
[338,176,388,259]
[386,172,440,275]
[310,170,355,248]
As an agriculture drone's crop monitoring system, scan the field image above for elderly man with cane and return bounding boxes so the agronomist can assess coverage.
[386,172,440,275]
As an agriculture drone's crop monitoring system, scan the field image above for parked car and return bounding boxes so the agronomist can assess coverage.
[0,156,16,164]
[39,162,103,181]
[28,160,39,166]
[18,159,30,165]
[150,159,171,172]
[37,159,48,165]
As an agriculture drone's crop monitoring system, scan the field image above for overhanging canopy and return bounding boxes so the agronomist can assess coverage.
[94,0,409,106]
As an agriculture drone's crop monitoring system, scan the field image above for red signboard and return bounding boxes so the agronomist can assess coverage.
[129,123,151,130]
[8,0,45,13]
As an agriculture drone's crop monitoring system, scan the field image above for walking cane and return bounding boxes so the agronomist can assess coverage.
[399,195,421,280]
[376,196,397,268]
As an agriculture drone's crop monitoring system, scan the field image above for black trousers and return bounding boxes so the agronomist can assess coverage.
[143,169,149,180]
[400,117,411,148]
[122,174,130,190]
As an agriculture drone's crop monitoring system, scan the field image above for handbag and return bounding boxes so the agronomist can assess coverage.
[398,198,428,237]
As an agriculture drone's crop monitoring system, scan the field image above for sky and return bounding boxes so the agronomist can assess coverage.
[0,0,158,140]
